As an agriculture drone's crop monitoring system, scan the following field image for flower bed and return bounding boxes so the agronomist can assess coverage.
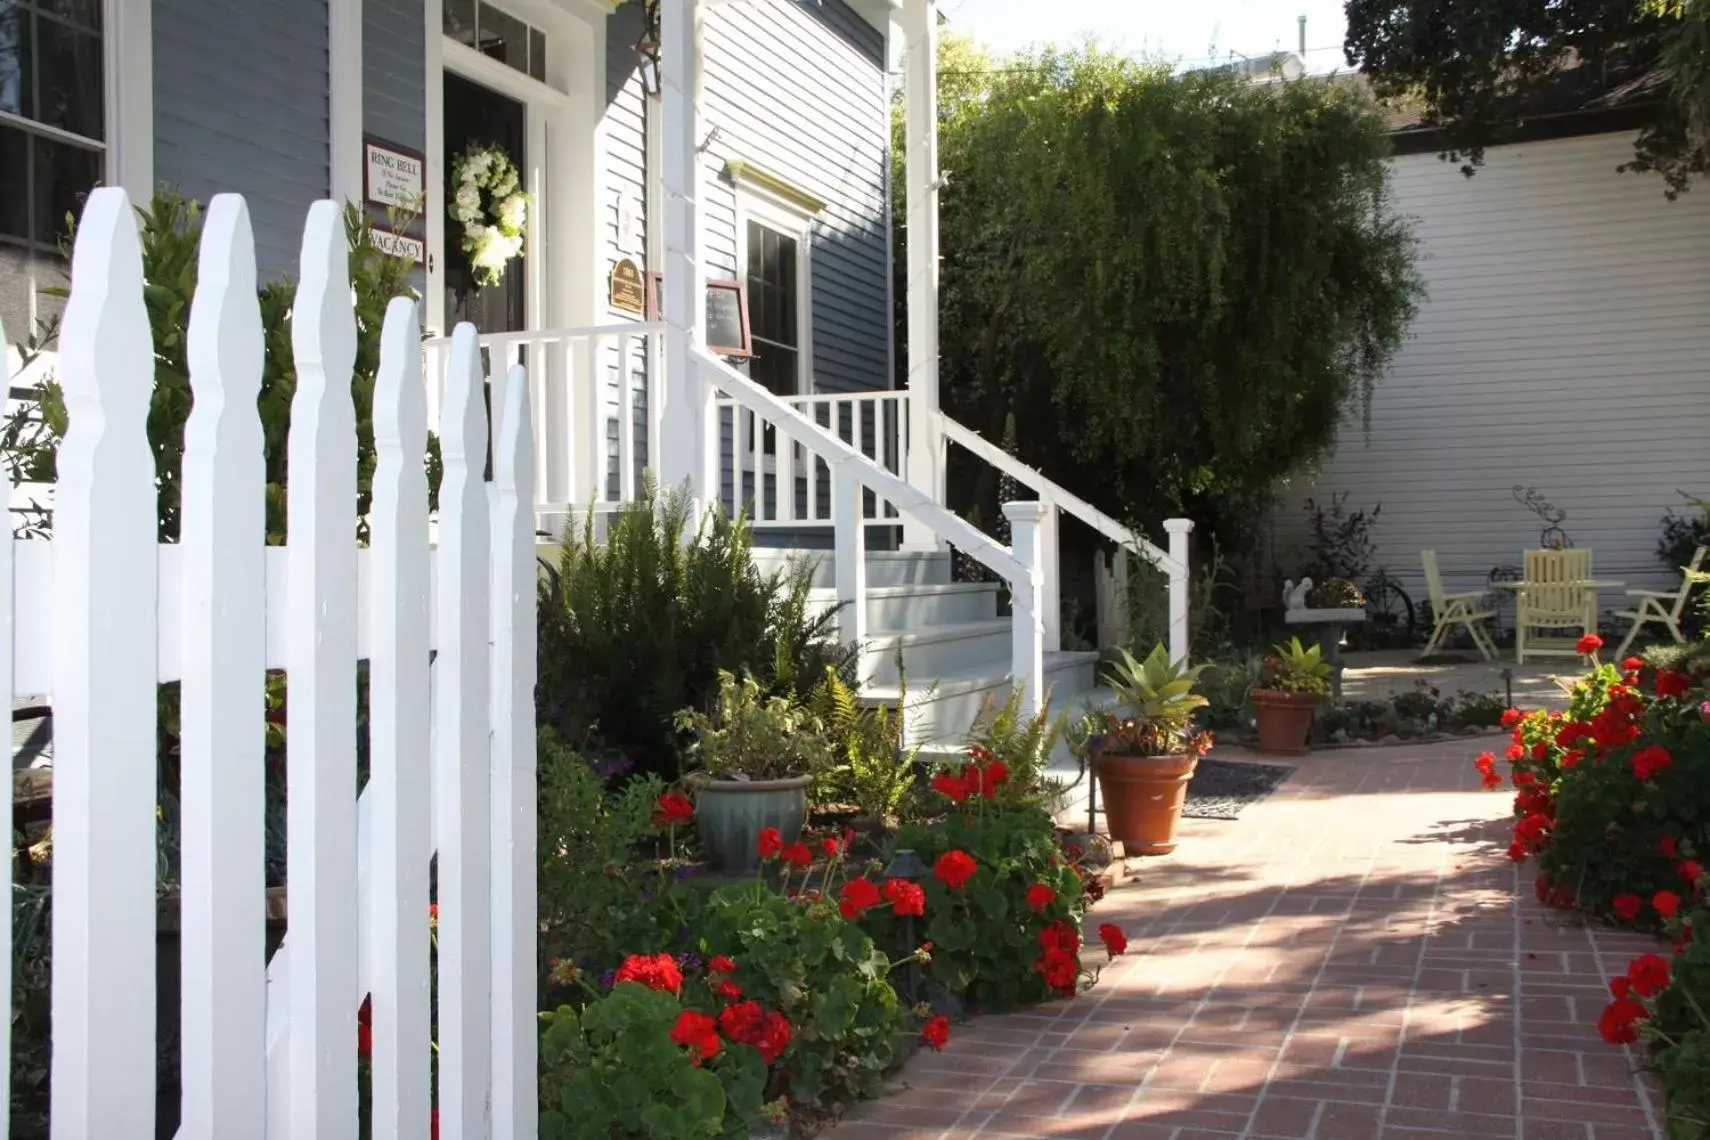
[1479,634,1709,1138]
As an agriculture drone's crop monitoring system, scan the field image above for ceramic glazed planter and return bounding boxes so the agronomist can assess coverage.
[1252,689,1319,755]
[692,774,812,873]
[1093,750,1200,856]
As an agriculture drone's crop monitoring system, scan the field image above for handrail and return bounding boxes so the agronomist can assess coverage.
[935,412,1184,579]
[693,347,1030,585]
[419,321,667,348]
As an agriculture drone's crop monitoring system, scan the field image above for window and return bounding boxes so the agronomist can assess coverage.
[743,220,805,396]
[443,0,548,83]
[0,0,105,327]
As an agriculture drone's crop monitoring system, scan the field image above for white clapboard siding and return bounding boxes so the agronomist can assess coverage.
[489,362,538,1140]
[1274,132,1710,600]
[367,298,434,1140]
[178,194,268,1139]
[50,187,161,1139]
[435,325,492,1140]
[10,188,537,1140]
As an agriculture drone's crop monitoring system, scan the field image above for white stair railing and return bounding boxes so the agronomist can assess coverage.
[935,413,1194,663]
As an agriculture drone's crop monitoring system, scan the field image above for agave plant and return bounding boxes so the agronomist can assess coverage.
[1259,637,1333,698]
[1073,645,1213,759]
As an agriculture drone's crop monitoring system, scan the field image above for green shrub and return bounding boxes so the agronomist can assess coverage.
[1598,899,1710,1139]
[694,883,908,1107]
[538,982,770,1140]
[811,666,919,824]
[535,487,852,778]
[886,763,1092,1013]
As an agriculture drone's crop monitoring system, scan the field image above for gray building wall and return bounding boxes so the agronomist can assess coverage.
[364,0,427,157]
[153,0,332,282]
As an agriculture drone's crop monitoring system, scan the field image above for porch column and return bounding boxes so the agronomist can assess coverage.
[901,0,944,550]
[658,0,713,517]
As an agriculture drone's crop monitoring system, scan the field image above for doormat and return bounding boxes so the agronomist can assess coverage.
[1181,759,1296,820]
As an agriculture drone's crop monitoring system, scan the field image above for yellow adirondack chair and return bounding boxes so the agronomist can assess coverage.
[1420,550,1497,660]
[1615,546,1707,655]
[1515,549,1595,664]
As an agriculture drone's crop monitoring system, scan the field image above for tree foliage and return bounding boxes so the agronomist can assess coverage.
[1345,0,1710,197]
[907,39,1423,547]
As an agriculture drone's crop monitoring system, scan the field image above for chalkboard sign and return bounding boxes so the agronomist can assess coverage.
[646,272,753,358]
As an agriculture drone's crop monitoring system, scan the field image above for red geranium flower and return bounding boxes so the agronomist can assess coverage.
[1026,883,1056,911]
[883,878,926,917]
[1626,952,1672,997]
[1504,743,1525,762]
[1507,840,1527,862]
[821,837,844,858]
[1654,890,1682,919]
[656,791,695,826]
[839,877,883,919]
[1610,975,1632,999]
[933,850,978,890]
[921,1014,951,1050]
[1656,669,1692,699]
[781,842,813,869]
[714,979,743,1001]
[1556,721,1593,749]
[670,1010,721,1065]
[1577,632,1604,656]
[1500,708,1523,728]
[1035,948,1079,990]
[708,955,737,975]
[1611,894,1644,923]
[977,761,1010,797]
[1681,859,1704,884]
[1474,752,1502,791]
[1622,656,1646,672]
[1097,923,1128,958]
[752,1010,793,1064]
[1598,997,1648,1044]
[613,953,683,994]
[931,770,974,803]
[757,827,784,859]
[1659,836,1680,858]
[1631,745,1673,783]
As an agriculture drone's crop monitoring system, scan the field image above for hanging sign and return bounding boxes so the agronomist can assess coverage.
[363,138,426,210]
[369,227,425,264]
[609,258,646,315]
[645,272,753,358]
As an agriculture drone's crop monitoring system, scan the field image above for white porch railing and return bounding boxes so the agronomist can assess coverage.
[422,321,665,538]
[715,389,908,528]
[1,189,539,1138]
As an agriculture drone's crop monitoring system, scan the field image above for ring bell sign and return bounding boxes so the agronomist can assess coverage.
[363,138,426,210]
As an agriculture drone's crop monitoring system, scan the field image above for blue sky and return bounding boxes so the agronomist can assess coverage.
[933,0,1352,73]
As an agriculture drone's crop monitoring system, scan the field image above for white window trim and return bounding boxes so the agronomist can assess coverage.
[734,185,816,396]
[106,0,152,198]
[328,0,363,205]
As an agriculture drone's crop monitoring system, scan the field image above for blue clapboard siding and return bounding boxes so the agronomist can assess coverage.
[364,0,426,157]
[703,0,890,395]
[153,0,331,282]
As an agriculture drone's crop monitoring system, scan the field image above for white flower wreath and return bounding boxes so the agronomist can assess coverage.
[449,144,529,288]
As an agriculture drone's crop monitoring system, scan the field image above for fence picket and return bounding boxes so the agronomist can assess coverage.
[368,298,434,1140]
[49,186,160,1138]
[284,200,361,1139]
[490,363,537,1139]
[179,194,268,1139]
[436,324,492,1140]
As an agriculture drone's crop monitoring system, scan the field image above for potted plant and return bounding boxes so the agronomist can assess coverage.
[1074,644,1214,856]
[1252,637,1333,755]
[675,670,830,872]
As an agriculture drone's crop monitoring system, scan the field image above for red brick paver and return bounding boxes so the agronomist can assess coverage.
[830,741,1667,1140]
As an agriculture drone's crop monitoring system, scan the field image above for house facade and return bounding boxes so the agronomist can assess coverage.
[1,0,896,423]
[1273,123,1710,610]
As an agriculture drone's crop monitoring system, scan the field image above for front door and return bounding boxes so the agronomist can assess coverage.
[443,70,527,335]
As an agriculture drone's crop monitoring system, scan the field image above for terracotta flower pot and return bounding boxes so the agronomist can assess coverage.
[1252,689,1319,755]
[1093,750,1200,856]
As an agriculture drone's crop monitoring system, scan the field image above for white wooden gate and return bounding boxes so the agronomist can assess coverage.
[0,188,538,1139]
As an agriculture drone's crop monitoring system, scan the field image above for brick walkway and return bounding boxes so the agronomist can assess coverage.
[832,741,1668,1140]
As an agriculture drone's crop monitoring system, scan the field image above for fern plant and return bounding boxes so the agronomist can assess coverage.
[536,484,855,778]
[963,686,1067,806]
[810,664,919,823]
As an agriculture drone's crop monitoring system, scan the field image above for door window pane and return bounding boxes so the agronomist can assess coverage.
[0,4,31,119]
[36,17,101,138]
[744,219,802,396]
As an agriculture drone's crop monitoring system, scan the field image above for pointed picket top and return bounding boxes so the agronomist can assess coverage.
[366,297,433,1140]
[436,321,492,1140]
[179,192,268,1140]
[489,362,536,1138]
[51,185,161,1137]
[284,198,360,1140]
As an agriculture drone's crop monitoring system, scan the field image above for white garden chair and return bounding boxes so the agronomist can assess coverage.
[1615,546,1707,655]
[1420,550,1497,660]
[1515,548,1595,664]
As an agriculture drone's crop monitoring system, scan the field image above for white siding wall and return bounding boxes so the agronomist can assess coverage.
[1274,131,1710,601]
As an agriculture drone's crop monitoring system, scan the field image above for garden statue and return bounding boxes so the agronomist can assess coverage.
[1283,577,1314,611]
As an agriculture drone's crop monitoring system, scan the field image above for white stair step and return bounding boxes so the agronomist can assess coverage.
[753,548,952,588]
[860,650,1101,745]
[861,619,1013,684]
[807,581,999,629]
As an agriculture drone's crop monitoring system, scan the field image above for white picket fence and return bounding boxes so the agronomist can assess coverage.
[1,188,538,1139]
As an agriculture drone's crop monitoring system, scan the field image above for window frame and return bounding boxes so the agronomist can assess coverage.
[734,186,815,396]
